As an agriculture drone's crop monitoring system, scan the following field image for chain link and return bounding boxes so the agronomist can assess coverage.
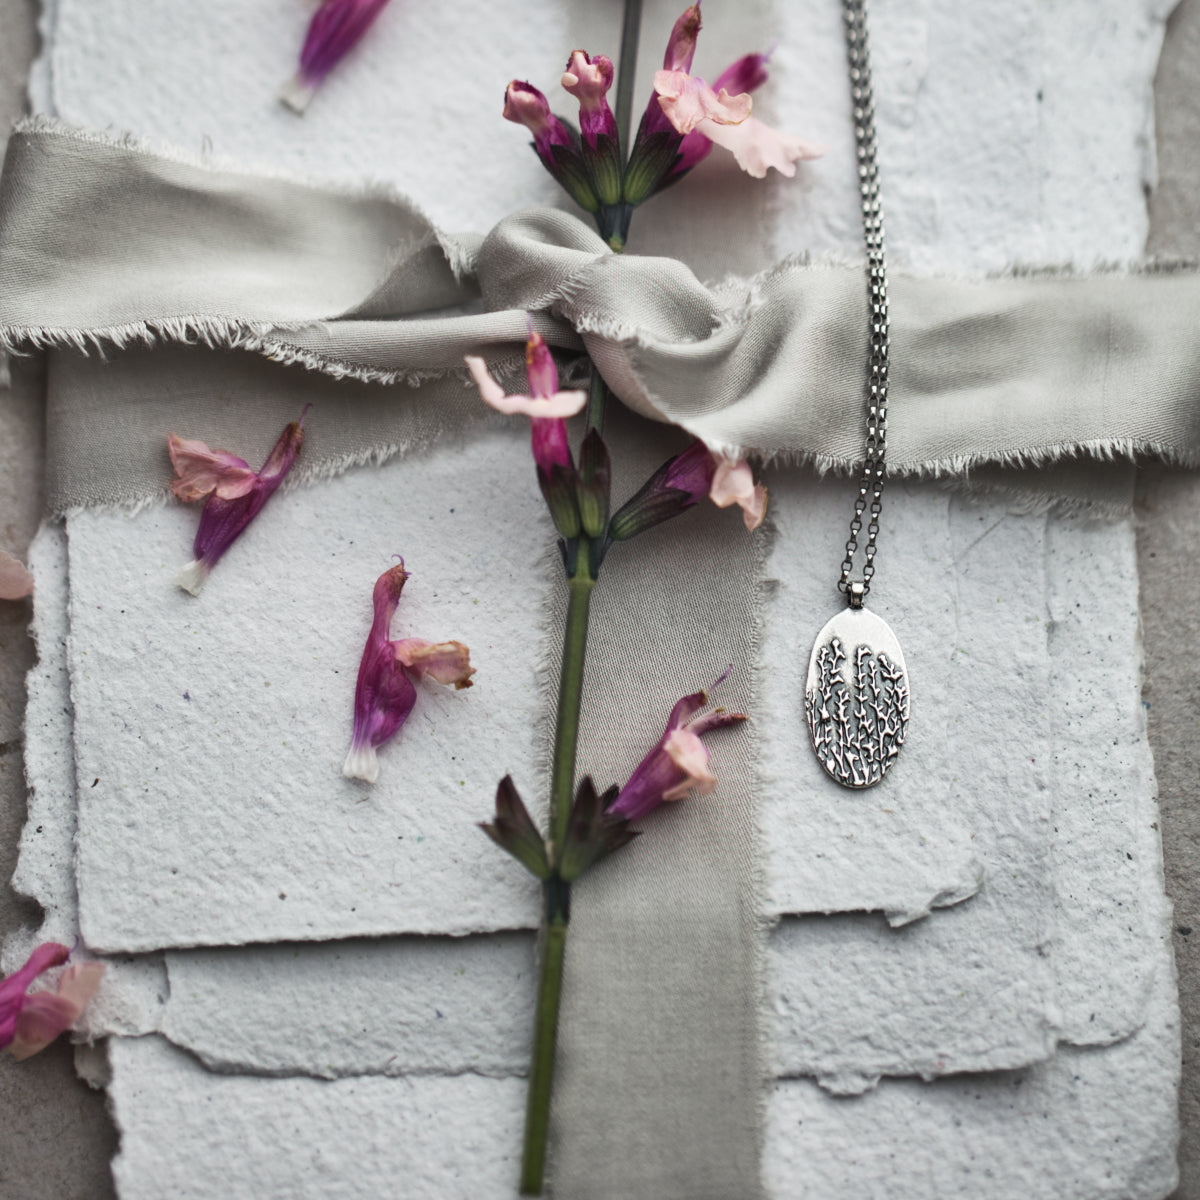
[838,0,889,601]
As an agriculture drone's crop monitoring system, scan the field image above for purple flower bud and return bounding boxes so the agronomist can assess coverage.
[169,410,308,596]
[280,0,394,114]
[504,81,577,166]
[561,51,618,149]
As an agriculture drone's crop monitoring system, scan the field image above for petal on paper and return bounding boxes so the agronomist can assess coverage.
[654,70,752,135]
[9,963,105,1061]
[0,549,34,599]
[662,728,718,800]
[394,638,476,689]
[700,115,826,179]
[167,434,256,502]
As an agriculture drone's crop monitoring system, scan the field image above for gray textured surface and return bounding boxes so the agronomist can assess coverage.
[0,1,118,1197]
[0,1,1199,1196]
[1147,2,1200,1196]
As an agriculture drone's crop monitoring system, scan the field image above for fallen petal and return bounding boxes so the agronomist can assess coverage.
[10,962,105,1061]
[0,549,34,600]
[167,434,256,503]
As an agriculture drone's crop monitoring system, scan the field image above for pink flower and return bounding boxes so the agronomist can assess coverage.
[504,81,578,171]
[609,439,767,540]
[561,51,617,149]
[0,549,34,600]
[280,0,394,114]
[343,561,476,784]
[169,410,307,596]
[465,330,587,476]
[608,682,747,822]
[0,943,105,1061]
[633,4,825,187]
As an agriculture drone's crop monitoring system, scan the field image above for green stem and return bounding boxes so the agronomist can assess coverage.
[520,913,569,1195]
[614,0,644,158]
[550,567,595,850]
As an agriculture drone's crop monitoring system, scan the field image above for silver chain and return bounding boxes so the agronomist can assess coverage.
[838,0,889,606]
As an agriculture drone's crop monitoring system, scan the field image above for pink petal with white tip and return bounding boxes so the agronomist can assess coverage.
[653,70,752,135]
[700,116,826,179]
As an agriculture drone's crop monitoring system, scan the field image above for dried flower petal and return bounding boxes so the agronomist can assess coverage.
[280,0,394,114]
[170,411,307,596]
[0,943,104,1061]
[343,561,475,784]
[561,51,617,148]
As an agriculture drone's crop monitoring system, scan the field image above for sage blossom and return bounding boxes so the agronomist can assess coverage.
[168,410,307,596]
[465,329,588,539]
[637,4,824,185]
[608,683,747,822]
[343,561,476,784]
[609,438,767,541]
[280,0,394,114]
[0,943,105,1061]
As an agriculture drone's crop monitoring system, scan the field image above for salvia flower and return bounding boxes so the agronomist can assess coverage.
[0,943,105,1061]
[608,681,747,823]
[465,329,588,539]
[561,51,622,210]
[169,410,307,596]
[280,0,394,114]
[609,438,767,541]
[343,561,476,784]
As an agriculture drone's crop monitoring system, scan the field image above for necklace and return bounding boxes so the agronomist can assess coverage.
[804,0,910,789]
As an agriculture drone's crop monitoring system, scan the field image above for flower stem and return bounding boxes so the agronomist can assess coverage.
[551,566,595,850]
[614,0,644,157]
[520,903,569,1195]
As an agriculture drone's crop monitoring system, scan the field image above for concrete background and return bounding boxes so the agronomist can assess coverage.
[0,0,1197,1195]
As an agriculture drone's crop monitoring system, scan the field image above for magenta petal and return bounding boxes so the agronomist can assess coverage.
[530,418,573,473]
[663,5,703,73]
[298,0,393,85]
[504,81,576,163]
[0,943,69,1050]
[177,412,307,589]
[712,52,771,97]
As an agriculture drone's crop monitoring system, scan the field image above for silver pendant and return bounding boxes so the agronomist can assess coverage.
[805,605,909,789]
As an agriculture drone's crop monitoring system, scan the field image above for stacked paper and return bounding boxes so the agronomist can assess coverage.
[4,0,1181,1195]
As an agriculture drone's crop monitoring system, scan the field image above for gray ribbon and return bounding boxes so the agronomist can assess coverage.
[4,122,1200,514]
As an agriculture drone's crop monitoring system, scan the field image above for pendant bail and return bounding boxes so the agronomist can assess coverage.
[847,581,866,609]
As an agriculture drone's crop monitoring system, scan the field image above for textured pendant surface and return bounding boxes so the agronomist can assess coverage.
[805,607,909,789]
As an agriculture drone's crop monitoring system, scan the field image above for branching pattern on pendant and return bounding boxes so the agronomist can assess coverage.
[805,635,909,788]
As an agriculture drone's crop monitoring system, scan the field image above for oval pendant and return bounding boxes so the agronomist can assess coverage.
[805,607,909,789]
